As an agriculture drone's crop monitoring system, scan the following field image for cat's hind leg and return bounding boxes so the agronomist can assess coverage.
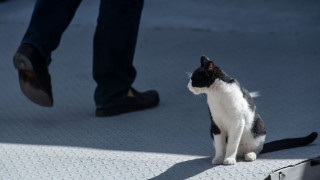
[244,152,257,161]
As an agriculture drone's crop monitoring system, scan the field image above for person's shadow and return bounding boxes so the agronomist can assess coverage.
[149,157,213,180]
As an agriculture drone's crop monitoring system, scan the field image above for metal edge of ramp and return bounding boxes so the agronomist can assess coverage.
[265,156,320,180]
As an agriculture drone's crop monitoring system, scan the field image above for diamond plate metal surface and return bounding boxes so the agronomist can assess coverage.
[1,0,320,179]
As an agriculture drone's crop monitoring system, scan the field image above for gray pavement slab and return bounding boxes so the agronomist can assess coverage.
[0,0,320,179]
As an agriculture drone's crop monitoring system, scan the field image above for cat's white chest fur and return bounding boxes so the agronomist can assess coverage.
[206,80,253,131]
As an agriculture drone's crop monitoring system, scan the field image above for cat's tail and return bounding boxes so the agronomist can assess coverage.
[260,132,318,154]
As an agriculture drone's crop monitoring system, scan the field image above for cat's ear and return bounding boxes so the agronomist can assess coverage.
[204,61,215,72]
[201,55,210,67]
[207,62,215,71]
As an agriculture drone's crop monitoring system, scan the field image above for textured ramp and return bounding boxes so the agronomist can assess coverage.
[1,0,320,179]
[1,144,319,180]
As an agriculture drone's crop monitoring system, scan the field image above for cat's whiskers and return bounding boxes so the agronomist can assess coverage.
[186,72,192,78]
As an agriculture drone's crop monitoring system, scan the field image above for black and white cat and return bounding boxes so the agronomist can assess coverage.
[188,55,318,165]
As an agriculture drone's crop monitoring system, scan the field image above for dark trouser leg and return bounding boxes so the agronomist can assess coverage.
[22,0,82,64]
[93,0,144,107]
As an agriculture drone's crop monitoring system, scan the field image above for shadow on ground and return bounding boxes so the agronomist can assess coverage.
[150,157,213,180]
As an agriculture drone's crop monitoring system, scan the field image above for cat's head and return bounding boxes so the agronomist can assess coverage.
[188,55,220,95]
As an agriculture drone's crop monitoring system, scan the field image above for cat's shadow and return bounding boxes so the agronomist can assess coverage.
[149,147,320,180]
[149,157,213,180]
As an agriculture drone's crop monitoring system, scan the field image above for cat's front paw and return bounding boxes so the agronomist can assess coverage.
[212,156,224,165]
[223,158,236,165]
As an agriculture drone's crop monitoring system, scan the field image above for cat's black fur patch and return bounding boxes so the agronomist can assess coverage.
[209,108,221,139]
[251,113,266,138]
[191,68,215,88]
[214,69,235,84]
[191,64,234,88]
[240,85,256,111]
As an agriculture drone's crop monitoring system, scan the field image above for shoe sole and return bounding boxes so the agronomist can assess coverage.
[13,53,53,107]
[95,100,159,117]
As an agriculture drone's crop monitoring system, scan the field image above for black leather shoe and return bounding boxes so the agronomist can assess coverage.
[96,88,159,117]
[13,44,53,107]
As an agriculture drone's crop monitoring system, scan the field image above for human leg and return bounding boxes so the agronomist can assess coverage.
[93,0,159,116]
[22,0,82,64]
[13,0,82,106]
[93,0,144,106]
